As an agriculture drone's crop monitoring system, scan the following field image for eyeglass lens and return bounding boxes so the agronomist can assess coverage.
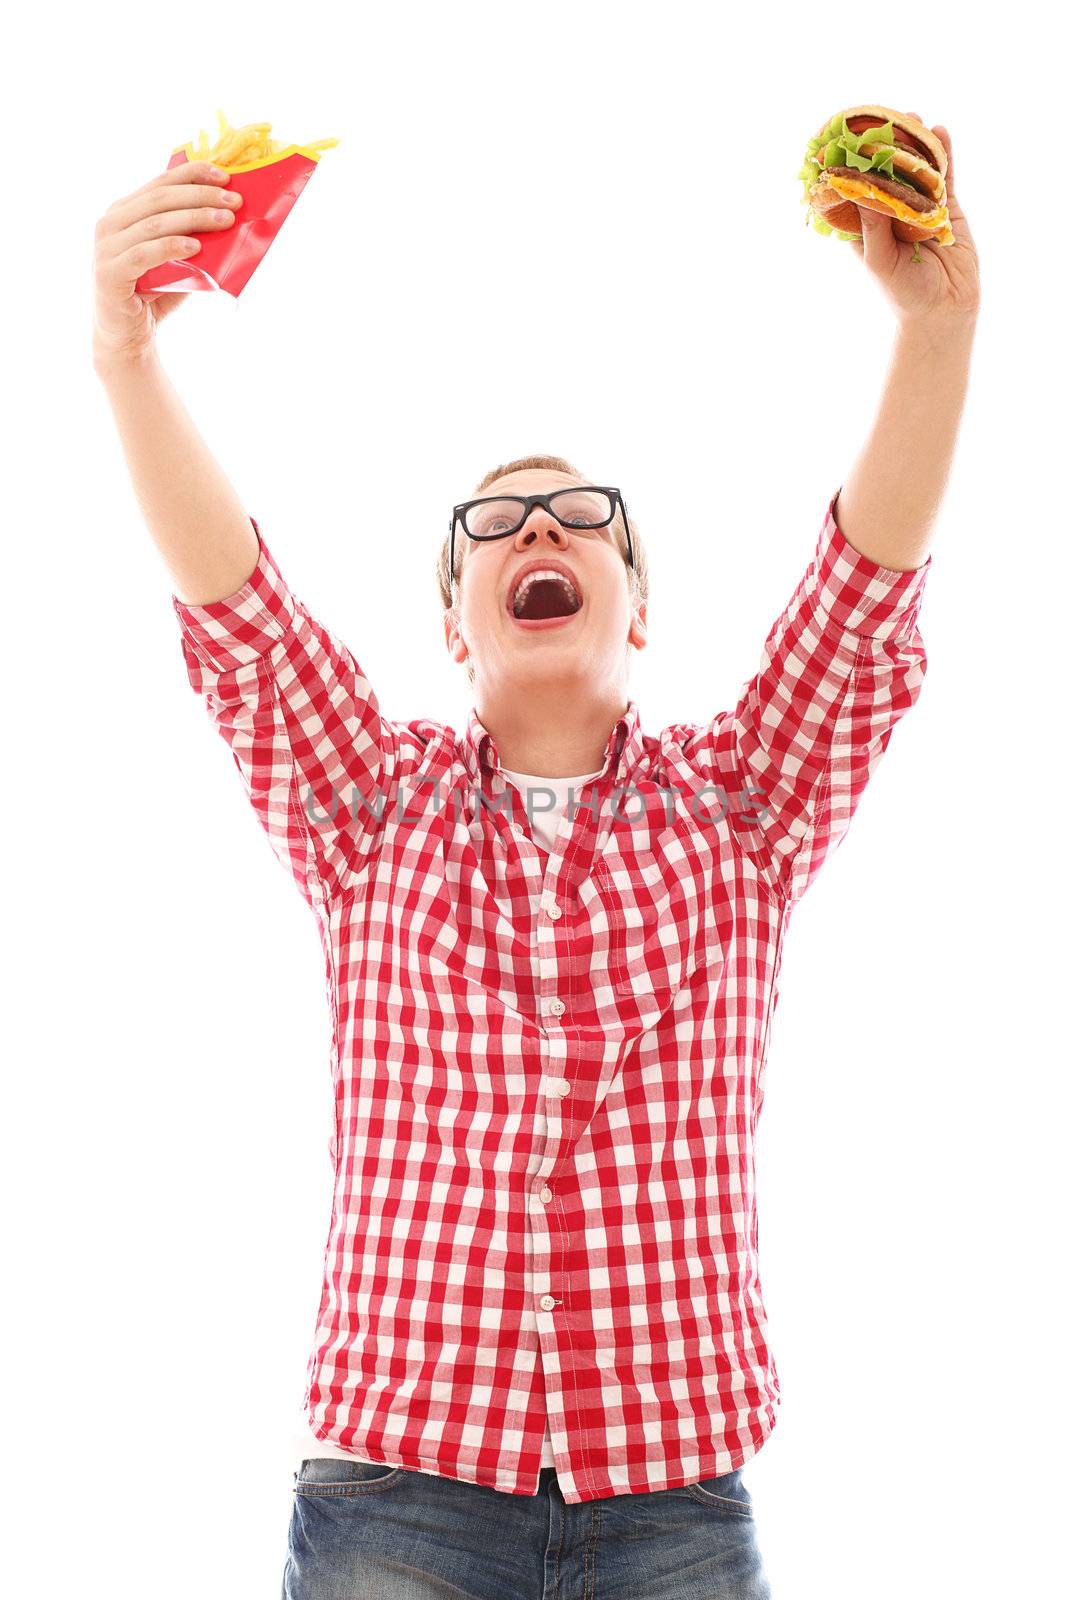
[466,490,614,538]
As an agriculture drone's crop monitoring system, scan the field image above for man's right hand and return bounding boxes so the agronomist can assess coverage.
[92,160,244,367]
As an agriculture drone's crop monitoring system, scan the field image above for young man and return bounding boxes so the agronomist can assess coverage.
[94,121,977,1599]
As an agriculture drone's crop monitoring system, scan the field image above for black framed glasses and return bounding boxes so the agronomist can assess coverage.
[449,486,634,590]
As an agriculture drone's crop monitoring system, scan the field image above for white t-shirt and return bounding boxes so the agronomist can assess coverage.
[292,764,601,1474]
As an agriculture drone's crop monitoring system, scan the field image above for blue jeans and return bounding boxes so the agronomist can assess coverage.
[282,1456,773,1598]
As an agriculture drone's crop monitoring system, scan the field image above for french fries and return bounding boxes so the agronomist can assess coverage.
[189,107,339,168]
[136,109,339,299]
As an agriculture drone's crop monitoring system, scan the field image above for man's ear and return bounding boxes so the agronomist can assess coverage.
[444,607,469,667]
[628,600,648,652]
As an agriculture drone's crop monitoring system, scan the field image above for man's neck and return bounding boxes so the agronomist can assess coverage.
[474,684,629,778]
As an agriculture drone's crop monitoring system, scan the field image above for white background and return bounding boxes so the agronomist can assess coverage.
[5,3,1063,1596]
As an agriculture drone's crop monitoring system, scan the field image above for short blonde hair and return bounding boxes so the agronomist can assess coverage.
[436,454,649,686]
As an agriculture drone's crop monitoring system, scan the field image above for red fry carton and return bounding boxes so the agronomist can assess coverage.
[135,142,327,300]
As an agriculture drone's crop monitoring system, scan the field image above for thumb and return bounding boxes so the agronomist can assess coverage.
[855,204,897,273]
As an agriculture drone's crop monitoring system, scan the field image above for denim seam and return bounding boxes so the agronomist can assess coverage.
[680,1484,754,1518]
[293,1469,404,1498]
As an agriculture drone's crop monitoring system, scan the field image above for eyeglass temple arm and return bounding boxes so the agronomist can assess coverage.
[617,497,635,569]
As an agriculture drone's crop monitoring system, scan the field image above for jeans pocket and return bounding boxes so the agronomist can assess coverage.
[293,1456,404,1497]
[681,1466,755,1519]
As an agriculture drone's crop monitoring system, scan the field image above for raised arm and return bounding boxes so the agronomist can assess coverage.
[836,119,980,570]
[678,496,931,905]
[93,160,392,910]
[93,349,260,604]
[170,528,393,908]
[92,157,257,603]
[678,126,978,905]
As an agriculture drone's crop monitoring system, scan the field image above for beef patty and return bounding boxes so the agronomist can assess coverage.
[823,166,939,213]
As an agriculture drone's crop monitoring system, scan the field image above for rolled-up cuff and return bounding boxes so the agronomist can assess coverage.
[171,516,297,671]
[812,488,932,643]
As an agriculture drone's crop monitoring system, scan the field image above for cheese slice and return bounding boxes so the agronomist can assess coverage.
[823,174,955,247]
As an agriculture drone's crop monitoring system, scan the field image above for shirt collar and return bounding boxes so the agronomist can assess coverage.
[461,699,644,789]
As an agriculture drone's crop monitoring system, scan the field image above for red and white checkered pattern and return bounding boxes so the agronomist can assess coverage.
[172,489,929,1503]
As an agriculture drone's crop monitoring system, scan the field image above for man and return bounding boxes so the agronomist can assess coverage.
[94,117,977,1598]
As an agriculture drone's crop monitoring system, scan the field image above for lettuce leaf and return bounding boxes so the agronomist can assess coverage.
[820,132,899,176]
[839,119,895,149]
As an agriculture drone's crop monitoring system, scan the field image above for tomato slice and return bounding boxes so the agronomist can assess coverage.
[844,114,936,165]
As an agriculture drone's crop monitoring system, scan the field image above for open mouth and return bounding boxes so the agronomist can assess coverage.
[506,563,584,622]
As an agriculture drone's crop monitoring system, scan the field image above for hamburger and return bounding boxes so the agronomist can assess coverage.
[798,107,954,247]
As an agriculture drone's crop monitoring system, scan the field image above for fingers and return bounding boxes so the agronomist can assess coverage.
[99,161,229,226]
[130,183,241,222]
[931,124,954,195]
[907,116,966,238]
[929,122,970,244]
[857,204,898,269]
[134,160,230,197]
[98,230,205,296]
[99,182,242,253]
[104,202,239,262]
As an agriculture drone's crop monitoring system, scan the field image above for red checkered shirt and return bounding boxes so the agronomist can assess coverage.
[172,488,930,1503]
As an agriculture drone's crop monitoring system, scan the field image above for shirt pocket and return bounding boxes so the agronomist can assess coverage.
[590,847,696,1002]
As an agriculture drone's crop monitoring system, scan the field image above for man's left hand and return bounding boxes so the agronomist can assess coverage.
[849,119,980,332]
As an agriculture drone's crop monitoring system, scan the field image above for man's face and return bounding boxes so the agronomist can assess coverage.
[444,467,646,693]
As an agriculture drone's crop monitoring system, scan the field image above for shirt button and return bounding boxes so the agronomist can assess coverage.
[540,1295,557,1311]
[539,1185,553,1203]
[547,997,565,1016]
[545,1077,570,1097]
[543,899,562,919]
